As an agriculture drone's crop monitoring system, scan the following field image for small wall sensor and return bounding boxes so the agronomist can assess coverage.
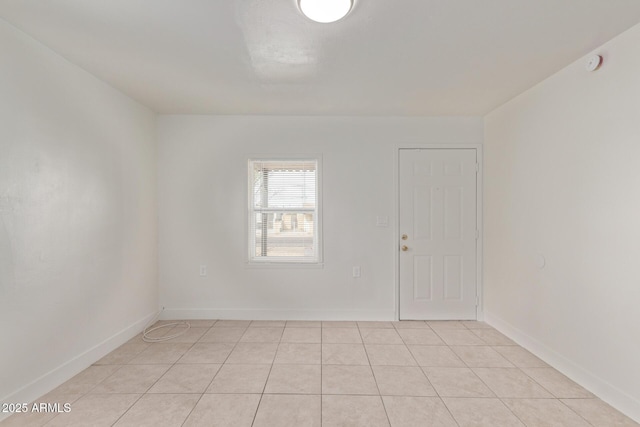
[586,55,603,72]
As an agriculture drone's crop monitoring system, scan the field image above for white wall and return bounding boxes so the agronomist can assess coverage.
[0,19,158,407]
[157,116,482,320]
[484,23,640,421]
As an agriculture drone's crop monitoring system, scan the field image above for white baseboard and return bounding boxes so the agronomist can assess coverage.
[0,311,156,422]
[485,311,640,423]
[159,308,396,321]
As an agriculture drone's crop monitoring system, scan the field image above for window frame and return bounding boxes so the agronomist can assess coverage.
[247,156,323,266]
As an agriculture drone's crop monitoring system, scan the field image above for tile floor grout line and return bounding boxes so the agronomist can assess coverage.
[43,325,182,427]
[155,318,225,426]
[421,321,482,427]
[516,365,584,401]
[116,320,212,427]
[494,397,529,427]
[556,398,599,427]
[397,321,463,427]
[435,385,464,427]
[453,345,564,427]
[249,329,280,427]
[179,393,204,427]
[179,329,224,426]
[106,392,146,426]
[436,326,517,407]
[182,318,250,426]
[449,333,498,397]
[356,322,392,427]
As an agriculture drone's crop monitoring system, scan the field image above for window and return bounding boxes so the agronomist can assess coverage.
[248,159,320,263]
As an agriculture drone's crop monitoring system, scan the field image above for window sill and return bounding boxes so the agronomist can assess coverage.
[245,262,324,269]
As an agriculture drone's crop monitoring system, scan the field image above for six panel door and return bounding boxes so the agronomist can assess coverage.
[399,149,478,320]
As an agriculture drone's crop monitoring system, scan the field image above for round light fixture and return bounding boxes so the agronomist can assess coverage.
[298,0,353,23]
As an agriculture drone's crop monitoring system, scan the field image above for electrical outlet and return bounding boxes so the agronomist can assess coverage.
[352,266,361,278]
[199,265,207,276]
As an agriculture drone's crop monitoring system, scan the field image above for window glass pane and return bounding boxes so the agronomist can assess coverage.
[252,162,316,209]
[254,212,316,258]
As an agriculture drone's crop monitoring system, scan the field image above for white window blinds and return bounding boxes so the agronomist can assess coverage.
[248,159,319,263]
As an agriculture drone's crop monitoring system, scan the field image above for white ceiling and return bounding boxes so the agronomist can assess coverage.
[2,1,640,115]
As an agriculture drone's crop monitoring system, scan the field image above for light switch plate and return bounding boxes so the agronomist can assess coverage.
[352,266,361,278]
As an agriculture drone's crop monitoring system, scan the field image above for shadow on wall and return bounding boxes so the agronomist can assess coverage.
[0,212,15,292]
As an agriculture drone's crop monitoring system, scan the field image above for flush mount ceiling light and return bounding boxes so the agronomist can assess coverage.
[298,0,353,23]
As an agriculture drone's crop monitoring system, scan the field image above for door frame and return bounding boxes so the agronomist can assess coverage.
[394,144,484,321]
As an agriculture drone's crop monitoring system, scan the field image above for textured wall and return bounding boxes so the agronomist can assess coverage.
[484,23,640,421]
[0,20,157,404]
[157,115,482,320]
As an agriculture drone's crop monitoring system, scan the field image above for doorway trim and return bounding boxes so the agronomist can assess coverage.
[394,143,483,321]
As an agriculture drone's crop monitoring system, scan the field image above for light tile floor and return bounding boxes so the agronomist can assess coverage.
[3,320,638,427]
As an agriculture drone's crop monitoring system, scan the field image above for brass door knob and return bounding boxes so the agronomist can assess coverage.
[401,234,408,240]
[401,245,408,251]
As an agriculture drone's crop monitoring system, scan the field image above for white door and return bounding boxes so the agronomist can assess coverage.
[399,149,478,320]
